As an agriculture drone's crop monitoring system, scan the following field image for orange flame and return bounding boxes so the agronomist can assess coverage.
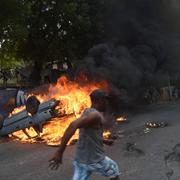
[103,130,111,139]
[10,76,109,146]
[9,106,25,117]
[116,116,127,122]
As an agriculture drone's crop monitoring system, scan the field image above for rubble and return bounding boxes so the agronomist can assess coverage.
[146,121,168,128]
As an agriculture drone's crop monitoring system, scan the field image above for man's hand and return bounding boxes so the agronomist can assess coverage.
[49,151,63,170]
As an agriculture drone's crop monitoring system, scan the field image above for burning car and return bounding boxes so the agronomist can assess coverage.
[0,97,59,137]
[0,75,109,146]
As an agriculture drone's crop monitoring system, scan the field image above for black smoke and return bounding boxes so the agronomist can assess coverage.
[76,0,180,109]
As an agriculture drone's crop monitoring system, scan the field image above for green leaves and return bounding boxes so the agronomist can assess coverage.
[0,0,106,65]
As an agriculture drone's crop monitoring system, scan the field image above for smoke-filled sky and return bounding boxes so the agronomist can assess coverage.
[77,0,180,107]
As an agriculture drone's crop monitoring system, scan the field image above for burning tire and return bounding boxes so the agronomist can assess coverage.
[26,96,40,116]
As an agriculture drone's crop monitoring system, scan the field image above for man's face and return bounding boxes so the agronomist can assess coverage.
[96,98,108,112]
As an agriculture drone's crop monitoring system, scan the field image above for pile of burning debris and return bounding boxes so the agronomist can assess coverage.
[0,76,126,146]
[0,96,59,138]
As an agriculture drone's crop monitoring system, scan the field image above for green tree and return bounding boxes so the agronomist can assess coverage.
[0,0,28,68]
[18,0,105,63]
[0,0,106,65]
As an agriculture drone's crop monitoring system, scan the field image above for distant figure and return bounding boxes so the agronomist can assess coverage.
[49,89,120,180]
[29,61,42,85]
[41,64,51,84]
[16,89,27,107]
[16,70,22,84]
[65,59,74,80]
[51,63,60,83]
[0,70,9,87]
[172,87,179,102]
[144,87,159,104]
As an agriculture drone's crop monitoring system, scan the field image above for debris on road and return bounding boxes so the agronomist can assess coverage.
[146,121,168,128]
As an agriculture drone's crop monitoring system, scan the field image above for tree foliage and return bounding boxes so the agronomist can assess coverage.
[1,0,180,77]
[0,0,28,68]
[0,0,106,65]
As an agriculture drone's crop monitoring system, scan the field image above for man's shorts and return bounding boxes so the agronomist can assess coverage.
[72,156,120,180]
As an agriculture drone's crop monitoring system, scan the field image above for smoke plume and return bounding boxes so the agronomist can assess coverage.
[77,0,180,109]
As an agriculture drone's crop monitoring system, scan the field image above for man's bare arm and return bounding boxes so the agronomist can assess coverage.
[49,111,102,170]
[58,111,101,153]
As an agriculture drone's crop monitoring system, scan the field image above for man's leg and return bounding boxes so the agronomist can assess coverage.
[92,156,120,179]
[72,161,92,180]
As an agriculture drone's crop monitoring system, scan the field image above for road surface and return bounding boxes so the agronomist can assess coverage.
[0,102,180,180]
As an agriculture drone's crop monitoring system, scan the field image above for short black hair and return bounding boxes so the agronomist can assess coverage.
[90,89,109,102]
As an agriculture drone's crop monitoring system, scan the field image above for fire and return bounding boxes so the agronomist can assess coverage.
[116,116,127,122]
[103,130,111,139]
[9,106,25,117]
[10,76,109,146]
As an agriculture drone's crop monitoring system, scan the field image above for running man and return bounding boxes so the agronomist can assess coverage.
[49,89,120,180]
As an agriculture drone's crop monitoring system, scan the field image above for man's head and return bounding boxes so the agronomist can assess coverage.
[90,89,109,112]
